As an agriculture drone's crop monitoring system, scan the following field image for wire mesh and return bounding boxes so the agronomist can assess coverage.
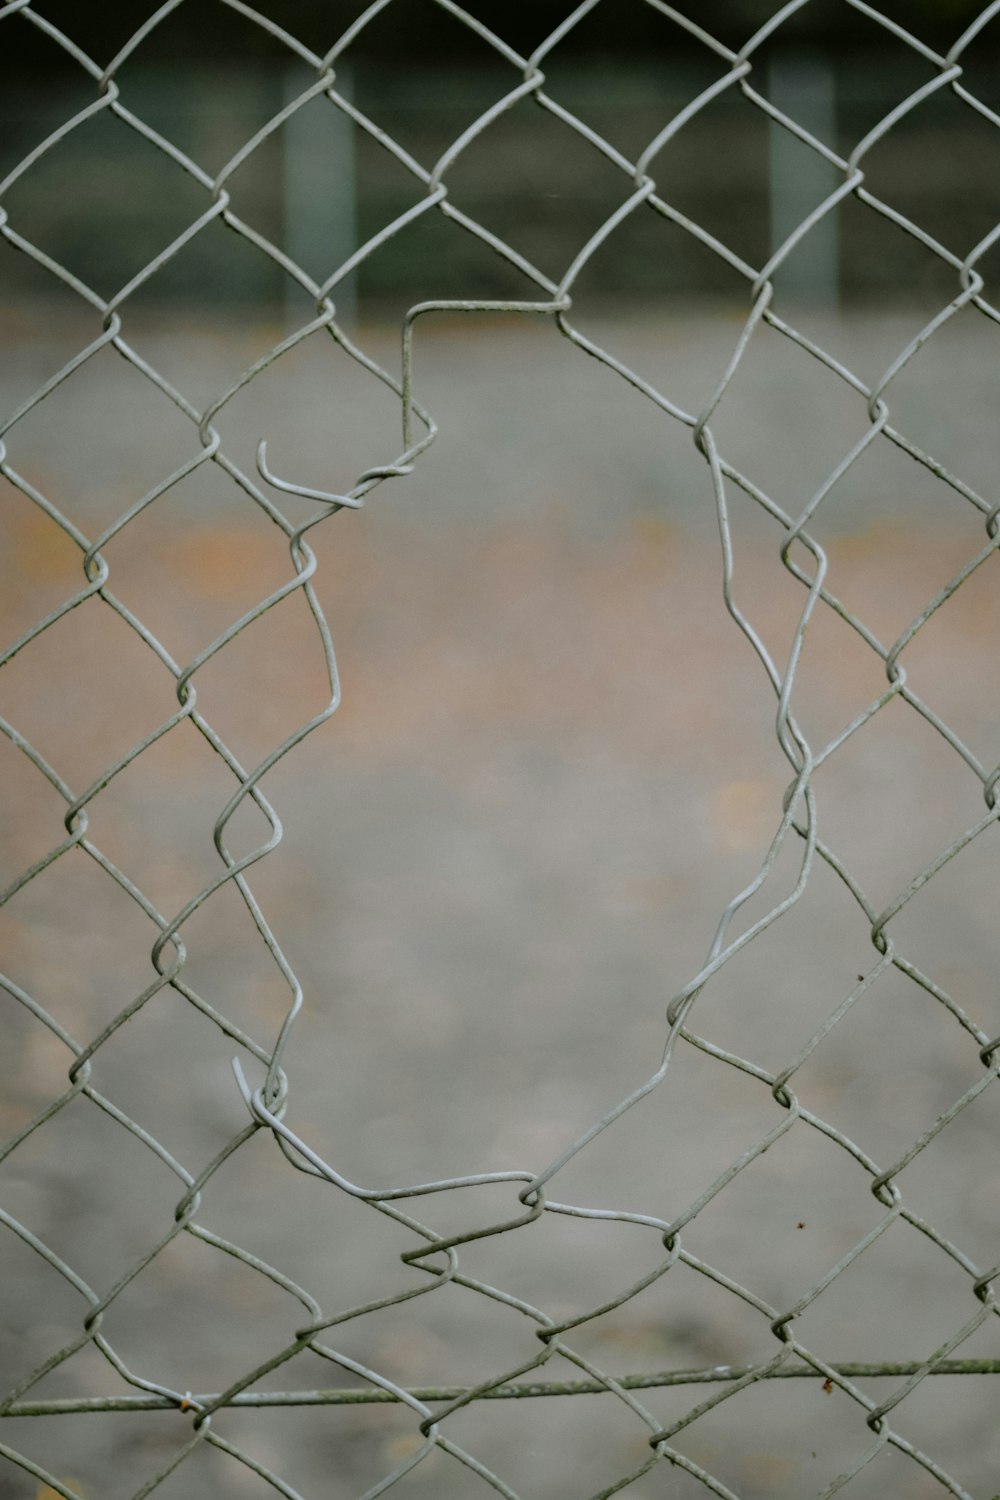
[3,1,1000,1497]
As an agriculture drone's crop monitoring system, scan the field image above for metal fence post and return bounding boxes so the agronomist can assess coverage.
[768,50,839,304]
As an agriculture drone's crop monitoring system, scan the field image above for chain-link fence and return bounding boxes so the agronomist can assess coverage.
[4,1,1000,1497]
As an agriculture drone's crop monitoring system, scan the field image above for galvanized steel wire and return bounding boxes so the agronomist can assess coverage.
[3,1,1000,1497]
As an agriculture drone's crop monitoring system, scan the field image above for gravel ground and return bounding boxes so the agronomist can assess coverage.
[3,302,1000,1499]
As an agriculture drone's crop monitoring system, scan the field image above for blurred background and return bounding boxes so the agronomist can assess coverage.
[2,0,1000,315]
[4,2,1000,1498]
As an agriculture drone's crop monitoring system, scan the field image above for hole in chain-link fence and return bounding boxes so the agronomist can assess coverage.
[3,2,1000,1497]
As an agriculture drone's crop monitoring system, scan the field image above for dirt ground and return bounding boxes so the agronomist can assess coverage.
[3,303,1000,1499]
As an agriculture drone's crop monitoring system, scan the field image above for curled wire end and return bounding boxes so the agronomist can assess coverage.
[256,440,363,508]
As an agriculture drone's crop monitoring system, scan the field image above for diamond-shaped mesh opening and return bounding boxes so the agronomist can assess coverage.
[680,865,875,1067]
[0,76,102,188]
[111,62,286,184]
[94,477,301,659]
[116,199,291,307]
[346,57,521,174]
[787,962,984,1144]
[882,827,1000,1031]
[855,86,1000,260]
[835,189,970,308]
[872,300,1000,511]
[0,5,101,75]
[568,190,757,302]
[99,1227,303,1392]
[952,8,1000,98]
[12,0,164,65]
[3,350,202,535]
[793,1212,984,1363]
[707,320,874,507]
[540,57,734,168]
[890,554,1000,761]
[0,603,183,791]
[661,1379,852,1496]
[1,107,217,303]
[0,487,85,665]
[852,0,988,52]
[115,2,314,89]
[639,86,773,273]
[878,1346,1000,1499]
[434,99,644,287]
[1,1091,186,1285]
[888,1078,1000,1271]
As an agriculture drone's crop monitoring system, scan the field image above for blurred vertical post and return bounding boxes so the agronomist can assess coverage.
[768,51,838,305]
[283,66,356,329]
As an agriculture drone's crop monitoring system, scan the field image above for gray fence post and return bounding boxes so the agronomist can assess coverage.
[768,50,838,304]
[283,65,356,327]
